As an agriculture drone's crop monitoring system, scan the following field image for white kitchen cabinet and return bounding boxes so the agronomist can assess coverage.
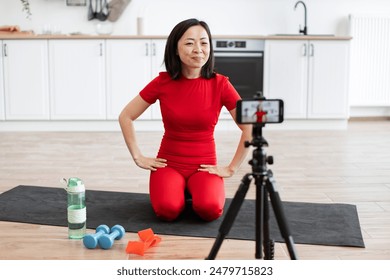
[49,40,106,120]
[264,40,349,119]
[307,41,350,118]
[150,39,166,119]
[106,39,166,120]
[0,41,4,120]
[2,40,50,120]
[264,40,307,118]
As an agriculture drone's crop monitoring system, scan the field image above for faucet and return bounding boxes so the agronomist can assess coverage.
[294,1,307,35]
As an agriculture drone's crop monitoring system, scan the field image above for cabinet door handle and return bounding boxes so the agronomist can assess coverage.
[152,42,156,56]
[145,43,149,56]
[3,43,7,57]
[99,43,103,56]
[310,43,314,57]
[302,43,307,56]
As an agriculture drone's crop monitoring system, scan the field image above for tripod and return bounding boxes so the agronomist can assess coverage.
[206,123,298,260]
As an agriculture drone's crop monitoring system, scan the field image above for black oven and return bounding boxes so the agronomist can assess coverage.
[213,39,264,99]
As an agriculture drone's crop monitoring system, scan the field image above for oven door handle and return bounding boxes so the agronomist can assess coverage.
[214,52,263,57]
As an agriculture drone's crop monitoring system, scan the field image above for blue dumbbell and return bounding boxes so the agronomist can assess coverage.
[83,224,110,249]
[98,225,125,250]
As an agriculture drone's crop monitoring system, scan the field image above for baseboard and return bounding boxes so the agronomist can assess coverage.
[0,119,349,131]
[350,106,390,117]
[349,116,390,121]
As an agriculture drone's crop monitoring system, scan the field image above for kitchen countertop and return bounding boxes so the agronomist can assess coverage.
[0,34,352,40]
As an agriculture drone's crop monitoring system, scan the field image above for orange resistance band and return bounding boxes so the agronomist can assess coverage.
[126,228,161,256]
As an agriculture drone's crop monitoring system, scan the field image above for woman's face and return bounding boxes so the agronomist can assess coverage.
[177,25,210,75]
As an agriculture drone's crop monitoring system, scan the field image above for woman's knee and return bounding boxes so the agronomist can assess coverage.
[149,167,186,221]
[192,199,224,221]
[152,199,184,221]
[187,172,225,221]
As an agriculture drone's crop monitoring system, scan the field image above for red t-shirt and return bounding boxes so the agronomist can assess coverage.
[255,111,267,123]
[139,72,240,172]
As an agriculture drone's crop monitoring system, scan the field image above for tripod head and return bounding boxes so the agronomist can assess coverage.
[245,123,274,174]
[244,122,268,149]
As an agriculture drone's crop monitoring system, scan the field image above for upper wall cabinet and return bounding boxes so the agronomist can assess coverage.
[264,40,350,119]
[49,40,106,120]
[106,39,166,120]
[2,40,50,120]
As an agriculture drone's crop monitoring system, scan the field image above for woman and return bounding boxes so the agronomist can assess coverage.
[119,18,251,222]
[254,103,268,123]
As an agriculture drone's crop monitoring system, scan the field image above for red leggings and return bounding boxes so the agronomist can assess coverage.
[149,167,225,222]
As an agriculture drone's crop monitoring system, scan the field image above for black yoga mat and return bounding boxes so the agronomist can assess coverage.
[0,185,365,248]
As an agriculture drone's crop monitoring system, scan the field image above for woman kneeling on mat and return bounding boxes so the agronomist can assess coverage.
[119,18,251,222]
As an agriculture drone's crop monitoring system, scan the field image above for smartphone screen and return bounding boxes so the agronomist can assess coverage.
[236,99,284,124]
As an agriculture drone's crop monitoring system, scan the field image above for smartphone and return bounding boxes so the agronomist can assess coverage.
[236,99,284,124]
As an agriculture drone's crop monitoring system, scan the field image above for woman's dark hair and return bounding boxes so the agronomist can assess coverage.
[164,18,215,80]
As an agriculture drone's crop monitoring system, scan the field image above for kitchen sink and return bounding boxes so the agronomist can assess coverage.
[272,34,335,37]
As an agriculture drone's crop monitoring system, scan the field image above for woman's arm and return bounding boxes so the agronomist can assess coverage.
[198,108,252,177]
[119,95,167,171]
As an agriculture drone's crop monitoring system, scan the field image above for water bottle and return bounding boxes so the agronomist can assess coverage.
[64,177,86,239]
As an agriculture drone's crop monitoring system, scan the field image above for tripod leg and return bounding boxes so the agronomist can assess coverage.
[265,171,298,260]
[255,176,263,259]
[206,174,252,260]
[262,184,274,260]
[254,175,266,259]
[254,175,274,260]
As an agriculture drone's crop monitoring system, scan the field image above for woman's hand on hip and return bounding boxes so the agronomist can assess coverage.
[134,156,167,171]
[198,164,235,178]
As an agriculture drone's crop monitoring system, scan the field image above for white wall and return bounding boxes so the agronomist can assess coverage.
[1,0,390,36]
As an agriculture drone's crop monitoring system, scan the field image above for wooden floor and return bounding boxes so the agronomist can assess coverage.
[1,120,390,260]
